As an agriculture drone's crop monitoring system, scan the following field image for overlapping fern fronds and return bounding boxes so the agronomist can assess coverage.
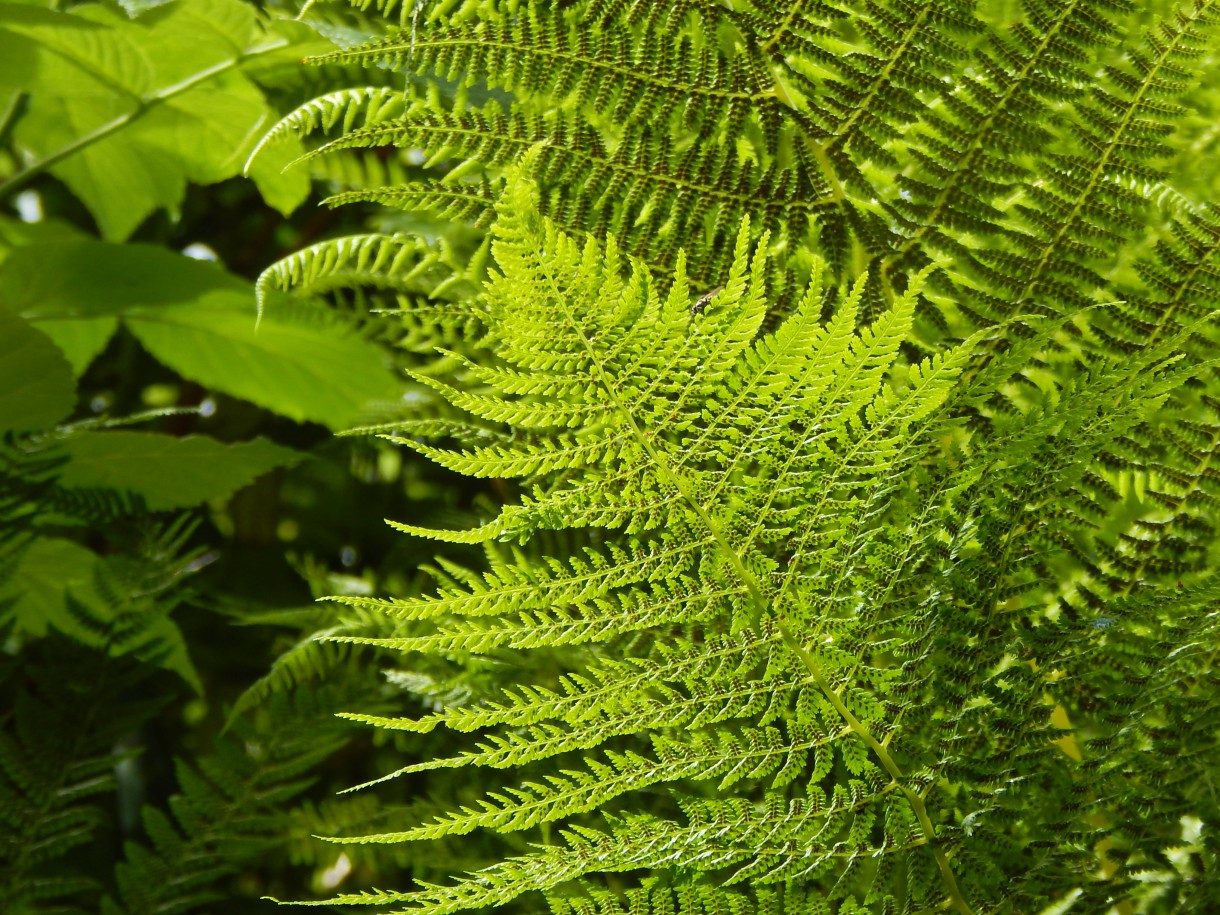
[102,687,365,915]
[253,0,1220,911]
[258,0,977,290]
[254,0,1220,327]
[294,158,965,911]
[268,162,1210,913]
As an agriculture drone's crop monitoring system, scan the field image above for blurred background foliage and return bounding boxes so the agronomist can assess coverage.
[0,0,505,910]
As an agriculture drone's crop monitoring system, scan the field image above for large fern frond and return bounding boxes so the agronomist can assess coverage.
[270,156,1212,913]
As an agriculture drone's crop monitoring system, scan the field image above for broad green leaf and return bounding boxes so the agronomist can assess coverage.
[127,296,403,429]
[0,0,321,238]
[56,431,303,510]
[0,214,89,262]
[0,240,245,317]
[243,130,311,216]
[114,0,260,82]
[0,308,75,433]
[0,5,149,97]
[117,0,177,14]
[0,25,37,95]
[35,316,117,375]
[0,241,404,428]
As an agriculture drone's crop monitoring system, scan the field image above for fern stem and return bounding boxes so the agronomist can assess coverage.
[539,238,772,616]
[804,138,873,279]
[778,624,975,915]
[350,35,763,107]
[1149,236,1220,345]
[823,5,931,154]
[758,1,809,57]
[805,139,846,206]
[0,39,290,202]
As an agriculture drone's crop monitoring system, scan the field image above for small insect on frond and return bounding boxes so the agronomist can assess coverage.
[690,286,724,316]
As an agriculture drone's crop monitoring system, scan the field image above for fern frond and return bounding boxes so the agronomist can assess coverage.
[255,232,478,320]
[307,14,792,148]
[338,628,778,735]
[102,688,365,915]
[227,603,401,725]
[326,178,497,225]
[293,161,993,910]
[0,641,167,915]
[244,86,409,175]
[546,880,820,915]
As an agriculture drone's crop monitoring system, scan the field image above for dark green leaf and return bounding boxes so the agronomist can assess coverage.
[56,431,304,510]
[0,308,75,433]
[0,241,404,428]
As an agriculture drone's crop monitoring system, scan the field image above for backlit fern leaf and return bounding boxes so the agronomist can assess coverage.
[255,232,482,323]
[244,86,409,176]
[271,159,993,912]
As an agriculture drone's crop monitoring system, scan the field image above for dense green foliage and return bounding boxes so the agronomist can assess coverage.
[5,0,1220,913]
[254,1,1220,912]
[0,0,464,910]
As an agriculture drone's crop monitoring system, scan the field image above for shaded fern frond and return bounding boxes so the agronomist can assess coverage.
[101,688,365,915]
[227,602,402,725]
[0,640,168,915]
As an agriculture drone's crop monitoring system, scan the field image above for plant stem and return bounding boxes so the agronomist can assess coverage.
[779,623,975,915]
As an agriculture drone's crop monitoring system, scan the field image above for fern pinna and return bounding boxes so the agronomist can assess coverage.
[253,0,1220,912]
